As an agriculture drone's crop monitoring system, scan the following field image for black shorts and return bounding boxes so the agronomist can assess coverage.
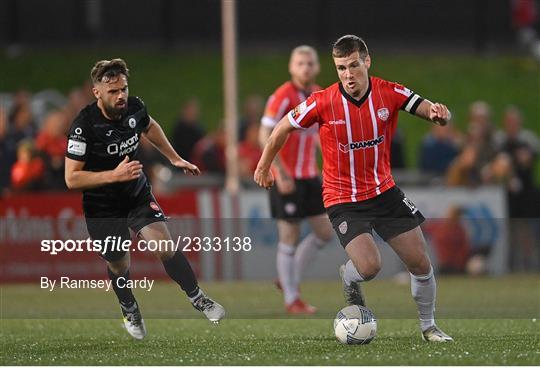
[269,177,326,221]
[326,186,425,248]
[83,183,166,262]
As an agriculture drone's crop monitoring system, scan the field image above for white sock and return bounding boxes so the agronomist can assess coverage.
[277,242,298,304]
[343,259,364,286]
[410,267,436,331]
[294,233,325,285]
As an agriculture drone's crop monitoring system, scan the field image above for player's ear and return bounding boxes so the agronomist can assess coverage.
[364,55,371,69]
[92,85,100,100]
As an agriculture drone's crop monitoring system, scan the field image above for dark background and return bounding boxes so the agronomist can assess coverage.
[0,0,521,51]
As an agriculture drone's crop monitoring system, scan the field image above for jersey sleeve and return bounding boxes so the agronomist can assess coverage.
[66,113,92,161]
[287,94,319,130]
[388,82,424,115]
[261,90,291,128]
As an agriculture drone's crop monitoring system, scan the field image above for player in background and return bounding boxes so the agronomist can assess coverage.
[255,36,453,341]
[259,46,334,314]
[65,59,225,340]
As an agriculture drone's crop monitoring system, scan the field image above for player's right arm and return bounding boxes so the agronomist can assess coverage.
[64,112,143,190]
[65,156,143,190]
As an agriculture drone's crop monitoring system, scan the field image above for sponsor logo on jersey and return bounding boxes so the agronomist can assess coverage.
[338,135,384,153]
[290,101,307,120]
[67,140,87,156]
[106,133,139,156]
[339,221,348,234]
[329,119,346,125]
[393,86,412,97]
[128,118,137,128]
[377,108,389,121]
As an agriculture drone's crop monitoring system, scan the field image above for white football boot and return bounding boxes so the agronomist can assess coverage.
[422,325,454,342]
[121,301,147,340]
[191,293,225,324]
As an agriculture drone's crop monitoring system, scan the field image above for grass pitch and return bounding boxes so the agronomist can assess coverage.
[1,275,539,365]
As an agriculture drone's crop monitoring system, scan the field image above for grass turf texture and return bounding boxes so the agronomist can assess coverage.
[1,50,540,183]
[1,275,539,365]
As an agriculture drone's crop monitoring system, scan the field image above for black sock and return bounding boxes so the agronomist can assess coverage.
[107,267,136,307]
[162,250,199,298]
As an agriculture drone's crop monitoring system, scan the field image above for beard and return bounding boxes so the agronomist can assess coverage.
[103,101,128,119]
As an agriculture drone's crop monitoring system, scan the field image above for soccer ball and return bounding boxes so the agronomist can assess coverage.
[333,305,377,345]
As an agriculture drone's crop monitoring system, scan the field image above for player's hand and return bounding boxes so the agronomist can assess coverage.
[112,155,143,182]
[171,158,201,176]
[275,174,295,194]
[254,168,274,189]
[429,103,451,126]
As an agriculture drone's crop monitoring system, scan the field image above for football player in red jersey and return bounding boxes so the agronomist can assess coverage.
[255,35,453,342]
[259,46,333,314]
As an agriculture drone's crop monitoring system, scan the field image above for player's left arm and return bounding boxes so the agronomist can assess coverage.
[142,117,200,175]
[413,100,451,126]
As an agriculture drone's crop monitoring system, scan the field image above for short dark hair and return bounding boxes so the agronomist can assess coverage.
[90,58,129,84]
[332,35,369,58]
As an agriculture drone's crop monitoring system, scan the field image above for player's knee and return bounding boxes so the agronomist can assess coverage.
[408,257,432,276]
[361,261,381,281]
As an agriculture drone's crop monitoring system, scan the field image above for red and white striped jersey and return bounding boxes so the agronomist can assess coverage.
[287,76,424,208]
[262,81,321,179]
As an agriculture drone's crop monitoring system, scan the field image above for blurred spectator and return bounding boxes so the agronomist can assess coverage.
[63,86,93,124]
[239,95,264,141]
[494,105,540,194]
[1,92,36,194]
[36,110,68,189]
[172,98,205,162]
[425,206,470,274]
[6,91,36,143]
[238,122,263,180]
[191,126,226,174]
[446,101,498,186]
[11,139,45,191]
[494,105,540,271]
[419,122,462,176]
[391,127,406,169]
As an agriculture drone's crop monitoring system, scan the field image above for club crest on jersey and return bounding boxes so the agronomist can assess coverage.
[339,221,348,234]
[128,118,137,128]
[377,108,389,122]
[339,135,384,153]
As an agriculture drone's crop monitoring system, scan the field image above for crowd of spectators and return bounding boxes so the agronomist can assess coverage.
[1,89,538,198]
[1,87,539,271]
